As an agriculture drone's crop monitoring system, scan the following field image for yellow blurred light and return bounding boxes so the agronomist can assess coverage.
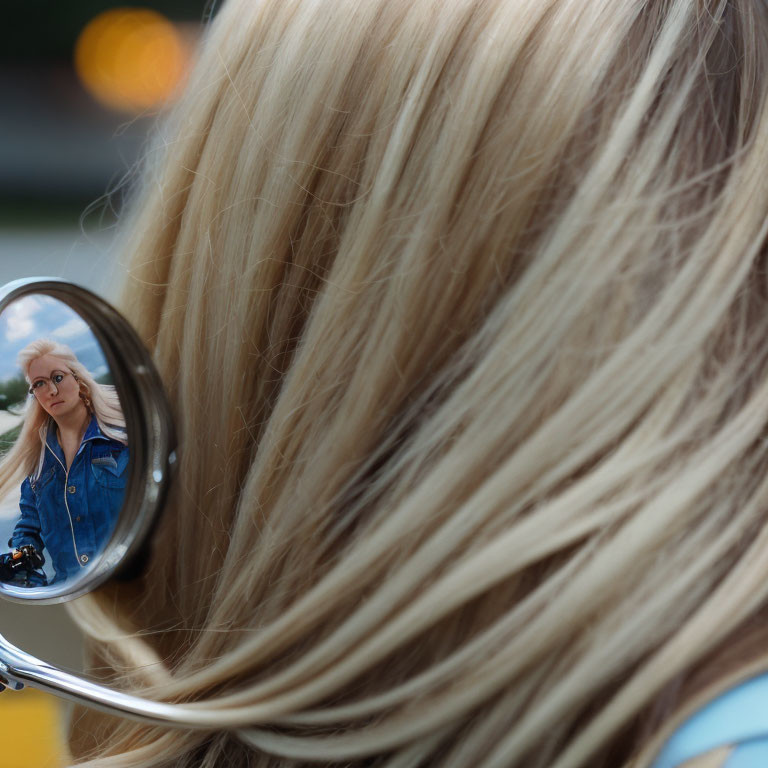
[0,688,68,766]
[74,8,190,114]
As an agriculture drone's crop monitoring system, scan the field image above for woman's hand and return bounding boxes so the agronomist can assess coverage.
[0,551,20,581]
[0,546,45,581]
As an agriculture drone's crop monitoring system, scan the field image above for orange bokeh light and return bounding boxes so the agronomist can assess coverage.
[74,8,190,114]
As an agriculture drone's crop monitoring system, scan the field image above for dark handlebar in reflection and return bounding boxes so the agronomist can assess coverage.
[0,546,47,587]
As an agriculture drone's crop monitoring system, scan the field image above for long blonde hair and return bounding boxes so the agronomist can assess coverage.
[0,339,126,493]
[66,1,768,766]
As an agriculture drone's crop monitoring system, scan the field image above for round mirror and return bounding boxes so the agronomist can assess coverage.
[0,278,174,603]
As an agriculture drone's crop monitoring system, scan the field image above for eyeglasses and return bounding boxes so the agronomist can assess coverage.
[28,370,72,396]
[0,278,207,728]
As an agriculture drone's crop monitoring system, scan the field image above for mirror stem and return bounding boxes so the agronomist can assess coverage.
[0,632,213,729]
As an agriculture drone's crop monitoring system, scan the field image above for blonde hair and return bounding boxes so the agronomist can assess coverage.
[66,0,768,766]
[0,339,126,494]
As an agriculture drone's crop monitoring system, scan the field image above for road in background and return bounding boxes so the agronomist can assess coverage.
[0,226,121,299]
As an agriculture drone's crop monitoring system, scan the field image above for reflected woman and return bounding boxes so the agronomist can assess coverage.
[0,339,128,585]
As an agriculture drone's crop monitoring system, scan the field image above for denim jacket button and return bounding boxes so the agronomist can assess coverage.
[67,485,76,494]
[80,554,89,564]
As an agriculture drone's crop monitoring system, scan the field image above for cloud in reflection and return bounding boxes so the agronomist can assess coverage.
[4,297,42,343]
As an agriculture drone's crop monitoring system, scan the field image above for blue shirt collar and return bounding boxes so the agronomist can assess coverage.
[82,414,103,443]
[44,414,108,459]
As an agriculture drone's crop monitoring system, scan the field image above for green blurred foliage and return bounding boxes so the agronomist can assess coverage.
[0,375,28,413]
[96,372,113,385]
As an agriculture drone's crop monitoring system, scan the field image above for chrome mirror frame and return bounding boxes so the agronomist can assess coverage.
[0,277,175,603]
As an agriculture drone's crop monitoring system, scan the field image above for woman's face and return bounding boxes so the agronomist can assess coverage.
[27,355,84,420]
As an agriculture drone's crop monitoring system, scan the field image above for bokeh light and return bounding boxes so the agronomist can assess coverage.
[74,7,190,114]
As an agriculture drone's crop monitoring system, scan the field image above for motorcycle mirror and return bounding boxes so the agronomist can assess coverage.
[0,278,174,603]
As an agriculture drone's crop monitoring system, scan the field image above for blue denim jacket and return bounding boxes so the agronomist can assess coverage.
[9,416,129,585]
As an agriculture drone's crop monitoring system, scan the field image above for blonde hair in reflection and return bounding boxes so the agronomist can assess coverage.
[66,0,768,766]
[0,339,125,498]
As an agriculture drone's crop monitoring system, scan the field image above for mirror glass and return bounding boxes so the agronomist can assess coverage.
[0,295,129,591]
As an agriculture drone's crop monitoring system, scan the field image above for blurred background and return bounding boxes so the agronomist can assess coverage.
[0,2,212,764]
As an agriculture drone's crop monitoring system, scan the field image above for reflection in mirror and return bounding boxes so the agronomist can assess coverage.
[0,295,129,590]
